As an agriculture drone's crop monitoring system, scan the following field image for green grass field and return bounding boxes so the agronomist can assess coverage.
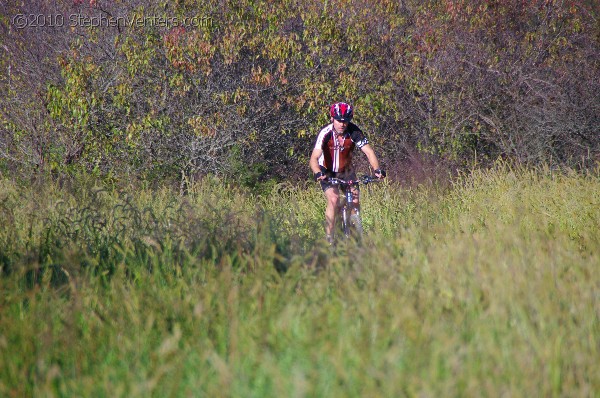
[0,165,598,397]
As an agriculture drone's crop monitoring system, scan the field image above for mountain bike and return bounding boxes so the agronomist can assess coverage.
[327,175,380,242]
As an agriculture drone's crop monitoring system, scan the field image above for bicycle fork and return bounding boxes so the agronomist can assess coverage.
[341,186,360,238]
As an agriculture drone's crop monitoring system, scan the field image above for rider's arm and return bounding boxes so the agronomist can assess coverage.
[310,147,327,180]
[309,147,322,174]
[360,144,380,170]
[361,144,386,178]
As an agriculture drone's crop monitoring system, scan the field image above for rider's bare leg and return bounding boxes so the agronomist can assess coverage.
[350,185,360,215]
[324,187,339,241]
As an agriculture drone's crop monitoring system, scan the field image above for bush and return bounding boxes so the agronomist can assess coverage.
[1,0,598,184]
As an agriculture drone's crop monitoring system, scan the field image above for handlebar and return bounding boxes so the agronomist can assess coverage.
[327,175,382,186]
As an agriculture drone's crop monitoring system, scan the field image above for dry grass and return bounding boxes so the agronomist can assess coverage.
[0,165,598,397]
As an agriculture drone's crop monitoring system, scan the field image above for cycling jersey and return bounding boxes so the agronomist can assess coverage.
[313,123,369,173]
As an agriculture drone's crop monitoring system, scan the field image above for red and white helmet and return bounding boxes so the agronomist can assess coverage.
[330,102,354,122]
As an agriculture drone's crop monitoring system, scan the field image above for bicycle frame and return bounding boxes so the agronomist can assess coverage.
[328,175,378,241]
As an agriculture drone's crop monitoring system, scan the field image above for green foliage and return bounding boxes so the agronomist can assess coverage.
[224,144,269,191]
[0,166,599,396]
[0,0,599,181]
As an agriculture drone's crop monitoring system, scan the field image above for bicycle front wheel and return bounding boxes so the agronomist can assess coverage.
[349,213,363,240]
[342,206,351,239]
[341,208,363,241]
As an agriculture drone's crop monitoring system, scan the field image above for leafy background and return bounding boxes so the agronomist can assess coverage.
[1,0,598,187]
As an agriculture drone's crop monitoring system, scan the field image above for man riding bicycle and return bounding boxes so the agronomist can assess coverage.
[309,102,385,243]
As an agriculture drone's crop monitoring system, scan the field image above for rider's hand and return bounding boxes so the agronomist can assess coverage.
[374,169,386,179]
[314,171,327,181]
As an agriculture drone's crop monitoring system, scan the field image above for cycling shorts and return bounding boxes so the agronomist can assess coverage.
[319,166,359,193]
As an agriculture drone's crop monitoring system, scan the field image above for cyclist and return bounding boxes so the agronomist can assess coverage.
[309,102,385,243]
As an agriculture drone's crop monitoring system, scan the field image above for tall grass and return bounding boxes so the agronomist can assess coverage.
[0,166,598,397]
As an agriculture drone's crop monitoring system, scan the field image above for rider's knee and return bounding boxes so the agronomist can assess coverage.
[327,196,338,207]
[325,190,338,202]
